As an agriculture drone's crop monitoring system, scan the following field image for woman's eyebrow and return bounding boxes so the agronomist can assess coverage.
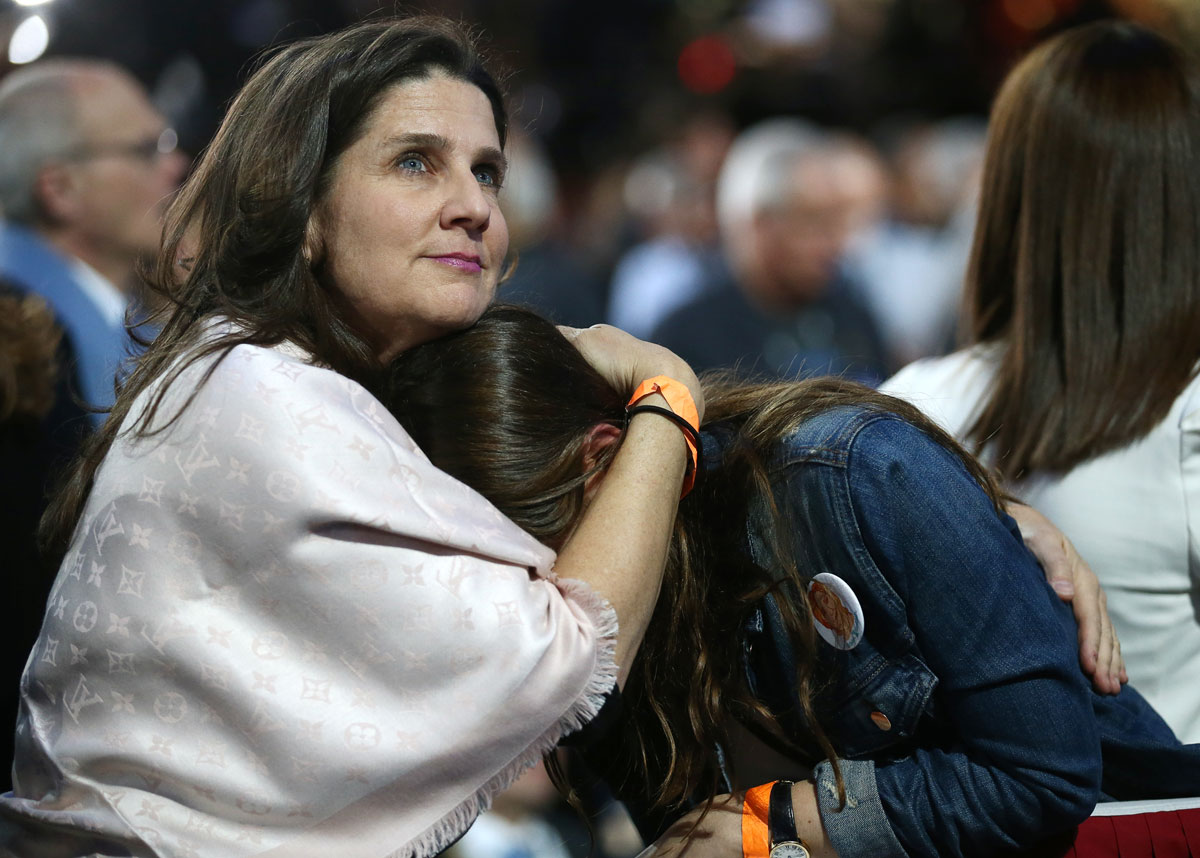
[383,131,450,152]
[478,147,508,174]
[477,145,506,168]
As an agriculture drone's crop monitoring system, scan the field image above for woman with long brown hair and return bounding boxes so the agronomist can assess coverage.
[0,17,704,858]
[884,19,1200,743]
[385,304,1200,858]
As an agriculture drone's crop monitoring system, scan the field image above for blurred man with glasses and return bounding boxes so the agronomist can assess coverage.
[0,59,187,422]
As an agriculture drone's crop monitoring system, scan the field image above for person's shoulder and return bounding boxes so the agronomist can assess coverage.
[194,326,366,398]
[767,405,983,547]
[643,286,744,374]
[1174,365,1200,430]
[136,331,435,482]
[652,281,749,332]
[139,330,377,441]
[882,344,995,392]
[613,236,690,273]
[879,344,999,436]
[773,403,928,469]
[215,338,392,433]
[221,337,330,385]
[648,286,758,373]
[0,222,76,287]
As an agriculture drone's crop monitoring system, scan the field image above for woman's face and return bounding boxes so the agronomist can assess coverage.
[313,72,509,361]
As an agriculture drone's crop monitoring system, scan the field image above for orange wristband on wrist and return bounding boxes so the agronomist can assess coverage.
[742,781,774,858]
[626,375,701,497]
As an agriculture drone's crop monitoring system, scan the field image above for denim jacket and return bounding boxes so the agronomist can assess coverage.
[726,404,1200,857]
[579,404,1200,854]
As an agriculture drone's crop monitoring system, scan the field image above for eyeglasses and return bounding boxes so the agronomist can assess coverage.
[66,127,179,164]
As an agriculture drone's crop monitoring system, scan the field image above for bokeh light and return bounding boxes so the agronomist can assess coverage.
[1003,0,1058,31]
[677,35,737,95]
[9,15,49,65]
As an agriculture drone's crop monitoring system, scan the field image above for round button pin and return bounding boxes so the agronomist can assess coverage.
[807,572,865,650]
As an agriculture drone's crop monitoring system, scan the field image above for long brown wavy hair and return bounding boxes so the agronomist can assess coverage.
[40,16,508,560]
[386,304,1002,815]
[965,20,1200,478]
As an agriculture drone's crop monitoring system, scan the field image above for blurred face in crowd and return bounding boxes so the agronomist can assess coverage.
[312,71,509,362]
[826,139,890,243]
[63,68,188,270]
[752,152,851,306]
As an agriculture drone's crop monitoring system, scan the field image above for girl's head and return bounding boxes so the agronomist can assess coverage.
[385,305,624,547]
[388,305,744,805]
[966,19,1200,474]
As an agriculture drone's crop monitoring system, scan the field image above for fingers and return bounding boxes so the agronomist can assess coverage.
[1098,589,1127,691]
[1063,541,1119,694]
[1065,540,1100,670]
[1091,589,1116,694]
[1046,555,1075,599]
[1006,501,1124,694]
[557,323,642,393]
[557,324,704,416]
[1070,554,1124,694]
[1072,570,1100,679]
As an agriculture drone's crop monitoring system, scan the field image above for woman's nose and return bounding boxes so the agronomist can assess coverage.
[440,168,491,232]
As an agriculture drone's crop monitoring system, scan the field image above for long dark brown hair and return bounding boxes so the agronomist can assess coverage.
[40,16,508,559]
[386,304,1002,815]
[965,19,1200,478]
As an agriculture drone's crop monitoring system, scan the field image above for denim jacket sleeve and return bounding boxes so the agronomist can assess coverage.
[771,410,1103,857]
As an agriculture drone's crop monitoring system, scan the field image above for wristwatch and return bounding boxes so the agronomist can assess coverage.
[767,780,812,858]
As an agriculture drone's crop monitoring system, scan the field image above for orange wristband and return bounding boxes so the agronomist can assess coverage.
[742,781,773,858]
[626,376,700,496]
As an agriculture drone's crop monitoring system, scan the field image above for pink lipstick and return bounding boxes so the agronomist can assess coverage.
[430,254,482,273]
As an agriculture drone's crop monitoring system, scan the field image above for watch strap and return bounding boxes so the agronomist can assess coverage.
[768,779,800,846]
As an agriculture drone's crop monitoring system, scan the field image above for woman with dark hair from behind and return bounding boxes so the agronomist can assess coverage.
[386,304,1200,858]
[883,19,1200,743]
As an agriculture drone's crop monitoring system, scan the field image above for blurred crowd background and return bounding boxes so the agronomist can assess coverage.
[3,0,1199,376]
[2,0,1198,855]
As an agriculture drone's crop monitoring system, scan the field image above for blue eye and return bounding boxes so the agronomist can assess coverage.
[475,166,503,188]
[398,155,427,173]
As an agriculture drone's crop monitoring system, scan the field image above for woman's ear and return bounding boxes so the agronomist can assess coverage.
[582,422,622,503]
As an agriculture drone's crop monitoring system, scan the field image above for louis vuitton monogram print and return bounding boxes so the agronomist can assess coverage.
[2,335,618,858]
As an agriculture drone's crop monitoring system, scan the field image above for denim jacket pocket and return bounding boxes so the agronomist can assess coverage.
[825,648,938,758]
